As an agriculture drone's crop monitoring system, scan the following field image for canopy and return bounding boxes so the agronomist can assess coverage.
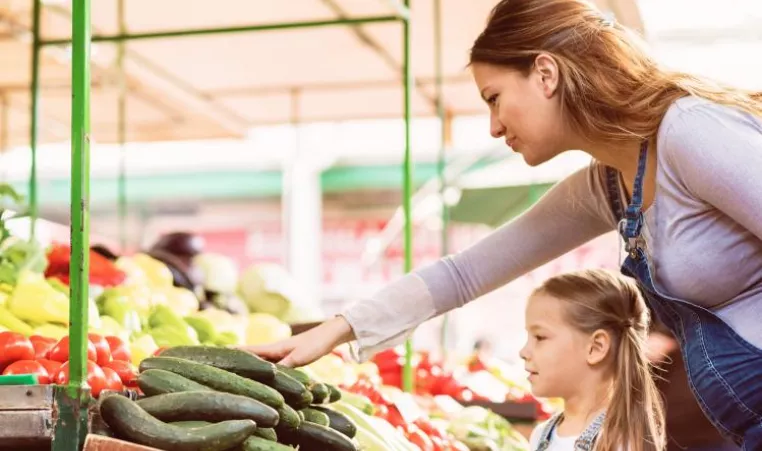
[0,0,643,148]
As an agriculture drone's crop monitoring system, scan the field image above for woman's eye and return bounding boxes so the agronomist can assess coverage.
[487,94,498,105]
[534,335,546,342]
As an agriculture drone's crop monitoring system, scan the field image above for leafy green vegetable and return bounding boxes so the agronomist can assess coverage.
[0,184,47,286]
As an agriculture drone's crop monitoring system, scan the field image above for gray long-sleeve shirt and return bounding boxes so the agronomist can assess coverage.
[342,96,762,362]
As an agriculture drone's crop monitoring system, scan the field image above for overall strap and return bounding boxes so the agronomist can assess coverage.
[534,411,607,451]
[535,413,564,451]
[621,140,649,258]
[574,411,607,451]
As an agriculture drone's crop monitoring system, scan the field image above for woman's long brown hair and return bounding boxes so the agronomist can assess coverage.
[470,0,762,143]
[534,269,665,451]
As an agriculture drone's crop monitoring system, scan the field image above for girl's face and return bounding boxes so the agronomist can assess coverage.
[471,60,570,167]
[519,293,599,399]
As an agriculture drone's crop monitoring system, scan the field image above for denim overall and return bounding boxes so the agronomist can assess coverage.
[535,411,606,451]
[608,141,762,450]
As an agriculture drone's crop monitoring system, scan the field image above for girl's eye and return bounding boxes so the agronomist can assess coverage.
[534,335,546,342]
[487,94,498,106]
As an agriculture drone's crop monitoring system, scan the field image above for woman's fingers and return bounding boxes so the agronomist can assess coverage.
[241,339,294,361]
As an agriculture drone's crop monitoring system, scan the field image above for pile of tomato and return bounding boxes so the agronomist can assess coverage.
[0,331,137,397]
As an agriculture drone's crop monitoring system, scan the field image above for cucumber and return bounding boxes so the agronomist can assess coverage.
[277,403,301,430]
[140,357,284,409]
[239,435,294,451]
[99,394,256,451]
[297,410,305,421]
[253,427,277,441]
[301,408,329,427]
[161,346,277,382]
[136,391,279,428]
[264,370,312,409]
[327,384,342,403]
[291,421,359,451]
[275,364,312,386]
[137,369,213,396]
[310,405,357,438]
[309,383,330,404]
[172,421,211,428]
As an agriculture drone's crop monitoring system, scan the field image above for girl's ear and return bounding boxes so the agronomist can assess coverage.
[587,329,612,366]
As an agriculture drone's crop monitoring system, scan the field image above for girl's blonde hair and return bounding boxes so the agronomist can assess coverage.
[470,0,762,143]
[533,269,665,451]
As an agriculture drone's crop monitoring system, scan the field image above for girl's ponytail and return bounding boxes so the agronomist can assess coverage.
[597,325,665,451]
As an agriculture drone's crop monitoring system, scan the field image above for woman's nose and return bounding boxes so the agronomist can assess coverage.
[519,342,529,361]
[490,115,505,138]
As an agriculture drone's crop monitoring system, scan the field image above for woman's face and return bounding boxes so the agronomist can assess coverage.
[471,60,570,166]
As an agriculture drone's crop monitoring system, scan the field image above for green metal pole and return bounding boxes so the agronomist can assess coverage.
[433,0,451,358]
[39,15,400,46]
[69,0,93,388]
[29,0,41,238]
[53,0,92,448]
[117,0,127,251]
[402,0,415,394]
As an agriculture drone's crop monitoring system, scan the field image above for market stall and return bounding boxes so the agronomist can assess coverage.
[0,0,657,448]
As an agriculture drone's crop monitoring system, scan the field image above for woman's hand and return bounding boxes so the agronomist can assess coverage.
[241,315,355,367]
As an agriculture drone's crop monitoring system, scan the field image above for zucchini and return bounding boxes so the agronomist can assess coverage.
[137,369,213,396]
[310,405,357,438]
[310,383,330,404]
[140,357,284,409]
[327,384,342,403]
[297,410,305,421]
[161,346,277,382]
[99,394,256,451]
[240,435,294,451]
[292,421,359,451]
[265,370,312,409]
[136,391,279,428]
[253,427,277,441]
[301,408,330,427]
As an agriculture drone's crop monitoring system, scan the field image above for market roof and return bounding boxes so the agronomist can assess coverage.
[0,0,644,149]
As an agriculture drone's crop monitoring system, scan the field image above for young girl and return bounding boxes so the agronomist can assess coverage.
[523,269,664,451]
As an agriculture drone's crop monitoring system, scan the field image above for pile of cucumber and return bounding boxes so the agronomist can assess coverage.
[97,346,360,451]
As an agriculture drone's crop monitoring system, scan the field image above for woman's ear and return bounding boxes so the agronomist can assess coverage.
[533,53,560,98]
[587,329,612,366]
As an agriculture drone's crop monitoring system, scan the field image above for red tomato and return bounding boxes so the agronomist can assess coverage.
[102,360,137,386]
[101,367,124,392]
[2,360,51,384]
[55,361,108,398]
[406,424,434,451]
[37,359,63,378]
[87,333,112,366]
[48,336,97,364]
[0,332,35,368]
[386,405,407,428]
[29,336,56,360]
[450,441,470,451]
[415,418,445,440]
[105,336,131,362]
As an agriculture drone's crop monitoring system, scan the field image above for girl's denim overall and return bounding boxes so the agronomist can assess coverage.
[607,141,762,450]
[535,411,606,450]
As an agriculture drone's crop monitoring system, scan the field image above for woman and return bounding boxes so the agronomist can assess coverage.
[248,0,762,447]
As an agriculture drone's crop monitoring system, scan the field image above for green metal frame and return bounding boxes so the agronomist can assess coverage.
[28,1,421,448]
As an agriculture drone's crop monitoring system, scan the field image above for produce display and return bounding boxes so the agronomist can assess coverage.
[93,345,424,451]
[1,186,538,450]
